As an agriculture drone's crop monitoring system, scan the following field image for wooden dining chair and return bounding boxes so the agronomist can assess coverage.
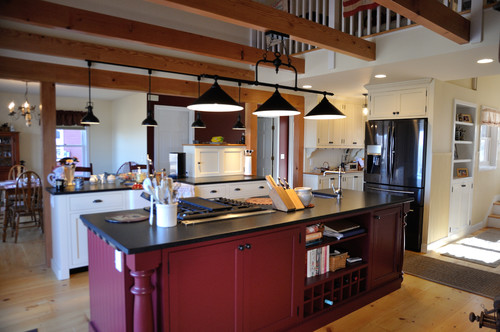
[75,163,93,180]
[8,171,43,243]
[8,164,26,180]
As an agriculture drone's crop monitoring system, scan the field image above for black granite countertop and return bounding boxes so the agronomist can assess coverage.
[80,189,413,255]
[45,182,134,195]
[176,175,265,185]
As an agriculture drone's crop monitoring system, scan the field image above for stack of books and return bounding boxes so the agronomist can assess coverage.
[323,220,365,240]
[306,246,330,278]
[305,223,323,246]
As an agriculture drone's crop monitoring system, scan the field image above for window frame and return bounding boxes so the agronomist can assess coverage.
[478,123,499,171]
[55,126,90,167]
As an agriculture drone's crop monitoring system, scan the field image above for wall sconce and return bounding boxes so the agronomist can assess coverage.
[81,61,100,125]
[362,93,369,116]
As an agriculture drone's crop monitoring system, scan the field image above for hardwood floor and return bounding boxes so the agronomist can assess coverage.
[0,229,493,332]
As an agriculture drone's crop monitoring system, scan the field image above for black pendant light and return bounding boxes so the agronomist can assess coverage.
[81,61,100,125]
[142,70,158,127]
[232,83,245,130]
[304,95,346,120]
[188,77,243,112]
[252,87,300,117]
[191,112,206,128]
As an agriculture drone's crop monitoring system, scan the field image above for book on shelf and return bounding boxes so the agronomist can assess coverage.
[305,231,323,243]
[324,225,366,240]
[326,219,360,233]
[306,246,330,278]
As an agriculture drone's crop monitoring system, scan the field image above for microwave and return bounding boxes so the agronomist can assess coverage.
[346,162,358,171]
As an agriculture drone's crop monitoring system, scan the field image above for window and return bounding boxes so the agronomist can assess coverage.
[55,128,89,166]
[478,124,498,170]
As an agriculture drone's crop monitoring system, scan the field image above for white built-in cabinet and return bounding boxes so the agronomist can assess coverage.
[193,180,268,199]
[304,103,364,148]
[365,79,432,119]
[184,145,245,177]
[449,180,473,233]
[303,173,363,191]
[50,189,149,280]
[448,99,477,235]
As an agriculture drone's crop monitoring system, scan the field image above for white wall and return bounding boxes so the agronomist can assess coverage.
[111,93,148,172]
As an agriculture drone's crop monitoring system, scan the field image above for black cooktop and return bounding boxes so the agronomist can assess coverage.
[177,197,265,221]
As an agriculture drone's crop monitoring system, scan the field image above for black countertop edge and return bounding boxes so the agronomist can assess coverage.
[46,183,133,195]
[175,175,266,185]
[80,190,413,255]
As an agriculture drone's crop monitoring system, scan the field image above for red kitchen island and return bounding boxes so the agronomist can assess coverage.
[80,189,411,332]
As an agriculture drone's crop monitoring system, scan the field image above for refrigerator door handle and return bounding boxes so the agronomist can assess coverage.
[387,123,393,178]
[366,186,415,195]
[391,123,396,178]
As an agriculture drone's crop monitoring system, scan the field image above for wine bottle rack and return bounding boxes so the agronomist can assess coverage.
[303,264,368,318]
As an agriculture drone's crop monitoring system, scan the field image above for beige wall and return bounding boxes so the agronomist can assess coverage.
[427,76,500,245]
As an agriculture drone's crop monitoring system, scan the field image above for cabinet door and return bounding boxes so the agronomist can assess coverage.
[449,182,472,233]
[243,227,301,331]
[196,149,220,176]
[370,92,397,118]
[227,181,267,199]
[317,120,330,146]
[345,104,364,146]
[168,240,240,332]
[399,88,427,117]
[352,174,364,191]
[370,207,403,288]
[222,148,244,175]
[69,213,89,268]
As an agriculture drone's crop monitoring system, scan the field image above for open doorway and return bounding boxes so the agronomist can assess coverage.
[256,117,289,180]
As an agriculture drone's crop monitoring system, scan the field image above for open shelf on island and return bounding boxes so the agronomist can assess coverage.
[306,232,367,250]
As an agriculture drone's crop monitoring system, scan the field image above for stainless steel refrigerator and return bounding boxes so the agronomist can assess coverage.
[364,118,427,252]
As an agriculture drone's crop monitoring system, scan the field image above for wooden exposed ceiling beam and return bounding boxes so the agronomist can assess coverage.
[374,0,470,44]
[149,0,376,61]
[0,56,304,107]
[0,0,305,73]
[0,28,255,81]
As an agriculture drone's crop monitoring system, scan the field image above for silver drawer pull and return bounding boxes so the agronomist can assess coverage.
[93,199,103,203]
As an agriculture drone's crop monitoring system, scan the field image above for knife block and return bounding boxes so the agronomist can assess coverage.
[268,186,296,212]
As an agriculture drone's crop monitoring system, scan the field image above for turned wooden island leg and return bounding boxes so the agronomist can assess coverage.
[127,251,161,332]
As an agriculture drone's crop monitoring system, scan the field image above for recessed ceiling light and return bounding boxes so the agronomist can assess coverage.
[302,84,312,89]
[374,74,387,78]
[477,58,494,64]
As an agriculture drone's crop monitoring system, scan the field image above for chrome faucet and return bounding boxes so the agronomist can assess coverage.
[323,168,345,198]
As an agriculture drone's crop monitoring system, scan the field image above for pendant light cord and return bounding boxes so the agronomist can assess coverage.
[87,61,92,104]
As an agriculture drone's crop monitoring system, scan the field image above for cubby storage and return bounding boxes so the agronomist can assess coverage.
[303,264,368,318]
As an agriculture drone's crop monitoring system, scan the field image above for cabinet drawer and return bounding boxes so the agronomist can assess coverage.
[227,181,268,199]
[69,192,125,211]
[195,185,227,198]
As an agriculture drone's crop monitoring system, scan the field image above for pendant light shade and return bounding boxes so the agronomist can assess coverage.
[191,112,206,128]
[188,81,243,112]
[81,62,100,125]
[81,102,100,124]
[362,93,369,115]
[252,88,300,117]
[304,95,346,120]
[142,70,158,127]
[232,113,245,130]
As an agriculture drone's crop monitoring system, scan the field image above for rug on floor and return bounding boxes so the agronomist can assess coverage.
[403,251,500,299]
[435,228,500,268]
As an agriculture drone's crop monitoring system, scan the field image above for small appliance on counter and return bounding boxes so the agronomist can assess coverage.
[169,152,186,179]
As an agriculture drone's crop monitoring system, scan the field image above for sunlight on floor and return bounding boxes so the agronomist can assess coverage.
[436,243,500,264]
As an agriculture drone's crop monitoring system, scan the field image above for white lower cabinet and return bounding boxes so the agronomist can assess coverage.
[449,179,473,234]
[194,181,268,199]
[303,173,364,191]
[51,189,149,280]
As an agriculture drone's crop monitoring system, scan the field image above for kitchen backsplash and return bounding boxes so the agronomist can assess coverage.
[304,148,364,173]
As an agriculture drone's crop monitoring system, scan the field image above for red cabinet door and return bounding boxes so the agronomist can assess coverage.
[168,240,240,332]
[167,227,301,332]
[370,207,403,288]
[242,227,301,332]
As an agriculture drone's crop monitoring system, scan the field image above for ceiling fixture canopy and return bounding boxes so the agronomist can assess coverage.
[304,95,345,120]
[81,61,100,125]
[142,70,158,127]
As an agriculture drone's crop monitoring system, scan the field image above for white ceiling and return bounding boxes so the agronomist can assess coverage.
[0,0,499,101]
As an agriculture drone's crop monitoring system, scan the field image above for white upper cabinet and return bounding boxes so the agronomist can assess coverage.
[366,79,432,119]
[184,145,245,177]
[304,103,365,148]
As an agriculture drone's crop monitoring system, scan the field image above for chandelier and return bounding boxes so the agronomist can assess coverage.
[8,82,41,127]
